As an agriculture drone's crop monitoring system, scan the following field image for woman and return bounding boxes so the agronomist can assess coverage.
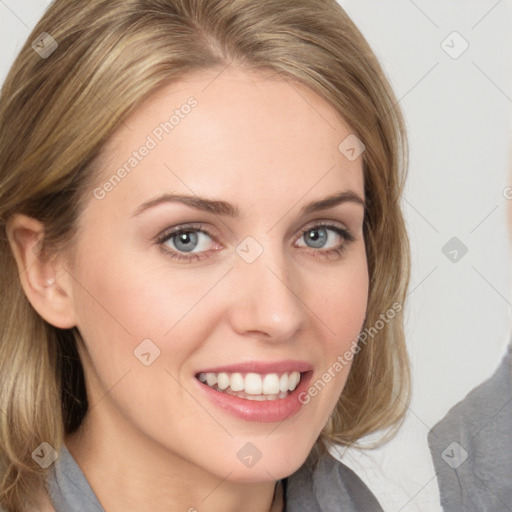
[0,0,410,510]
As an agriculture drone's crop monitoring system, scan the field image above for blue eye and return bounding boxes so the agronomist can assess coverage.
[156,222,355,264]
[172,231,198,252]
[297,225,351,251]
[303,227,329,248]
[162,228,215,254]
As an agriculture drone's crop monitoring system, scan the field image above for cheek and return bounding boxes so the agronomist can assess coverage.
[304,253,369,403]
[318,254,369,348]
[69,239,231,371]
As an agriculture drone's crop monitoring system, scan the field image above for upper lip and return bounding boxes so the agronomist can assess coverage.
[195,360,313,375]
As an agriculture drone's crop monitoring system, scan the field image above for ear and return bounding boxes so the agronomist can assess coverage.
[6,213,77,329]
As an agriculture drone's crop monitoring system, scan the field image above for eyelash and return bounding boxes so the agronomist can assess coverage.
[155,222,356,263]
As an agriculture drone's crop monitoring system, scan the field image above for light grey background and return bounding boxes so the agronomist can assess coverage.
[2,1,512,511]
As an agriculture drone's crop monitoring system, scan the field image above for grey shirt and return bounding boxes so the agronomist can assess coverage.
[46,444,384,511]
[428,345,512,511]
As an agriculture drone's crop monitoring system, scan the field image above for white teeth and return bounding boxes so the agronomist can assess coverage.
[206,373,217,387]
[288,371,300,391]
[230,373,244,392]
[279,373,289,393]
[245,373,263,395]
[217,372,230,390]
[263,374,280,395]
[197,370,303,398]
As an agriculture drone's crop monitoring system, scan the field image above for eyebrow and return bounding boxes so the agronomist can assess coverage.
[131,190,365,218]
[299,190,365,214]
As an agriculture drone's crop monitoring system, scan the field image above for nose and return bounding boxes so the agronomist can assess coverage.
[226,242,305,342]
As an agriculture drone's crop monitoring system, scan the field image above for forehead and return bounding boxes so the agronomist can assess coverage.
[90,68,364,217]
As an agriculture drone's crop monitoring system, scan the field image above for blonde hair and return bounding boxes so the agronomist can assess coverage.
[0,0,410,509]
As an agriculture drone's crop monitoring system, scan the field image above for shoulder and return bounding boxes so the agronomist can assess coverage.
[430,350,512,441]
[429,349,512,449]
[285,449,384,512]
[428,349,512,511]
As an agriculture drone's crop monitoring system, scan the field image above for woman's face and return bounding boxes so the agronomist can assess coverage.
[65,68,368,482]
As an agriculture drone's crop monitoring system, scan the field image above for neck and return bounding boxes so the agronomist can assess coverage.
[65,411,283,512]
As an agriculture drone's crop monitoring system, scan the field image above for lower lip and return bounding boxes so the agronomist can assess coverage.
[195,372,313,423]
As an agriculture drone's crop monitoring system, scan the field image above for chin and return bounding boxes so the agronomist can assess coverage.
[211,436,316,483]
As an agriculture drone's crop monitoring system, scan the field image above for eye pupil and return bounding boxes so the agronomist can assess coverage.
[305,228,327,248]
[174,231,198,252]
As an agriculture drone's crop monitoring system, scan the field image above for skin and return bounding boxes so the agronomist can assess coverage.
[8,68,368,511]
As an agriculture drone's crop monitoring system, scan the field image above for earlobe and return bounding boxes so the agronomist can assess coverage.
[5,213,77,329]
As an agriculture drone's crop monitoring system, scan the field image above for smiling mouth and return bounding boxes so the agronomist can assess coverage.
[196,371,303,401]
